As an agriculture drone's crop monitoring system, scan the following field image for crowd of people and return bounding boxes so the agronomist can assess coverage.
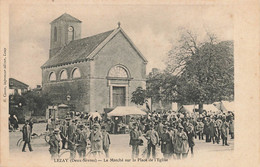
[129,110,235,159]
[46,112,111,159]
[19,109,234,160]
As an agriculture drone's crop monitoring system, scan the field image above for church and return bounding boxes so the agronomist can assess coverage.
[41,13,147,113]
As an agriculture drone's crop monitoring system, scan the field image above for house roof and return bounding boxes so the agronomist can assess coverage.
[9,78,29,89]
[42,27,148,69]
[50,13,82,24]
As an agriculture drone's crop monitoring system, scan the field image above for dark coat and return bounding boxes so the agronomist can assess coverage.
[229,121,234,133]
[129,129,141,146]
[67,124,76,140]
[59,124,68,139]
[221,122,229,137]
[203,121,210,135]
[161,132,173,154]
[186,130,195,147]
[209,121,216,137]
[76,130,88,152]
[22,124,31,142]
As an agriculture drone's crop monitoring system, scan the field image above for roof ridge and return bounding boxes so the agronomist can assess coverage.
[71,29,115,43]
[50,13,82,24]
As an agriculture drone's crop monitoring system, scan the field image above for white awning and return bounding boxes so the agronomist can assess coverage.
[107,106,147,117]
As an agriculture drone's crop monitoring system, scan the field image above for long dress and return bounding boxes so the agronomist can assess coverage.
[174,131,189,154]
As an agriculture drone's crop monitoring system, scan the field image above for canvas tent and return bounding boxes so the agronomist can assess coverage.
[222,101,234,112]
[178,105,198,113]
[203,104,219,112]
[213,101,234,112]
[107,106,147,117]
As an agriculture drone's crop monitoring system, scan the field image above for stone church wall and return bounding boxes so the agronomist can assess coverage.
[42,61,90,112]
[89,31,146,113]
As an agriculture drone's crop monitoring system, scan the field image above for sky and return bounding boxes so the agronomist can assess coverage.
[9,4,233,88]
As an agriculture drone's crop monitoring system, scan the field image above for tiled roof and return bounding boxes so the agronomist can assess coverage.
[51,13,82,24]
[42,29,114,68]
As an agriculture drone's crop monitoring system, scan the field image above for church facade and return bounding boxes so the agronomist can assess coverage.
[41,13,147,113]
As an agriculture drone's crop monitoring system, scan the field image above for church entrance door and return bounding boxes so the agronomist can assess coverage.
[112,86,126,107]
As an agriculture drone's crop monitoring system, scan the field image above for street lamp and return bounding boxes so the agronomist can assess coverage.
[67,95,71,109]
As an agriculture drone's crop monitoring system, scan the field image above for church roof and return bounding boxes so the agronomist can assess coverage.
[42,27,148,69]
[50,13,82,24]
[42,29,114,68]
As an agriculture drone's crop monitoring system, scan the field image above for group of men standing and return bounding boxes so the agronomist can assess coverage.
[129,121,191,159]
[129,110,235,160]
[47,118,111,159]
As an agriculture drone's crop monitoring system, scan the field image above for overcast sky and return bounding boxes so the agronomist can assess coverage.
[9,4,233,88]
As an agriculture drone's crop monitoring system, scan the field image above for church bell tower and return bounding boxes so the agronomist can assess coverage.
[49,13,82,58]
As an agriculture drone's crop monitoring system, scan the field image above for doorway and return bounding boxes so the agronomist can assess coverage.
[112,86,126,107]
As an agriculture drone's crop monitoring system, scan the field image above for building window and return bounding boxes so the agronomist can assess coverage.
[72,68,81,79]
[54,27,57,42]
[68,26,74,42]
[108,65,129,78]
[60,69,68,80]
[49,72,56,81]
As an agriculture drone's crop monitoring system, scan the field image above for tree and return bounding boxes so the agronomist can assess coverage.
[166,30,234,110]
[131,87,147,105]
[9,91,54,116]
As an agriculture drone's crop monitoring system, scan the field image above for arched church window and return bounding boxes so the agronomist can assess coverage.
[49,72,56,81]
[68,26,74,42]
[60,69,68,80]
[72,68,81,79]
[108,65,129,78]
[54,27,57,42]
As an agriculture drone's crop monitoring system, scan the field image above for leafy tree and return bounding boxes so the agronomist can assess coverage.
[166,30,234,110]
[131,87,147,105]
[9,91,54,116]
[131,71,179,110]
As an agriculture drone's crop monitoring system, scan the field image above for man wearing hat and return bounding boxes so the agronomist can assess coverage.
[89,123,103,154]
[221,117,229,146]
[101,125,111,158]
[186,124,195,156]
[75,124,88,158]
[196,118,204,140]
[60,120,68,149]
[49,128,61,159]
[145,124,159,159]
[22,120,33,152]
[129,123,142,159]
[160,125,173,159]
[68,120,77,159]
